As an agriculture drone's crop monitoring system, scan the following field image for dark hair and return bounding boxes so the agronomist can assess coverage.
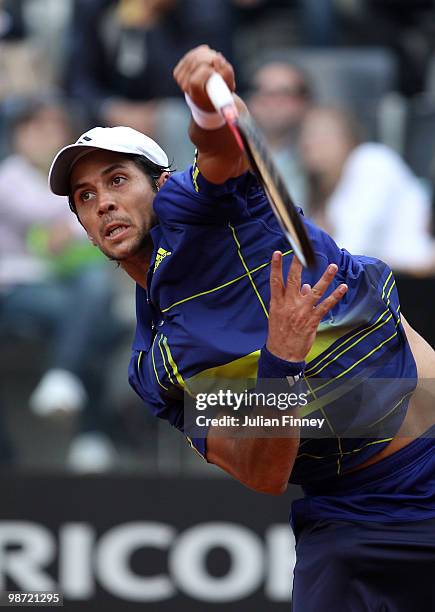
[246,58,313,102]
[68,153,173,215]
[130,154,171,192]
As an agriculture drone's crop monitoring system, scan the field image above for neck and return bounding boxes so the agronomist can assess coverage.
[120,238,154,289]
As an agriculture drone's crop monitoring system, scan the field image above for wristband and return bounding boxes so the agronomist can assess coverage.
[257,346,305,380]
[185,94,226,130]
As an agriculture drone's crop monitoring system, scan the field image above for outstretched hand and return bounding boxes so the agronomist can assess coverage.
[267,252,348,363]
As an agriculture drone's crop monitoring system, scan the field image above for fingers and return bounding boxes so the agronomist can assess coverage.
[314,283,348,320]
[307,263,338,304]
[187,64,218,103]
[211,53,236,91]
[300,283,311,296]
[285,255,303,297]
[269,251,284,304]
[173,45,236,107]
[174,45,214,89]
[270,255,346,320]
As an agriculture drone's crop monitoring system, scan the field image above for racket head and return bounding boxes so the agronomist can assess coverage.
[236,114,316,268]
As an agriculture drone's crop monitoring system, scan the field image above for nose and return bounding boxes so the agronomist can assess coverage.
[97,192,117,216]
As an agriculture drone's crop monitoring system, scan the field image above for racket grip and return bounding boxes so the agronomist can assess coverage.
[205,73,237,117]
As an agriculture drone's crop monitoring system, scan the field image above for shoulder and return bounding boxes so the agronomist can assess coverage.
[345,143,411,178]
[346,144,427,209]
[157,163,256,200]
[153,163,253,225]
[0,155,31,179]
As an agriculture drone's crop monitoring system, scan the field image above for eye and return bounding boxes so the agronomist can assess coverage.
[112,175,126,186]
[79,191,95,203]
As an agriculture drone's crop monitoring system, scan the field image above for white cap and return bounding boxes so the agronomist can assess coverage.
[49,126,169,196]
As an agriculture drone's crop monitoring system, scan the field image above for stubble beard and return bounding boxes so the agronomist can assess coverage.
[103,216,156,263]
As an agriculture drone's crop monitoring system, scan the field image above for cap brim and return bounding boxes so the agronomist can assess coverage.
[48,142,146,196]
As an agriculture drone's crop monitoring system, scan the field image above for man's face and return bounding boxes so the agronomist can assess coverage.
[248,63,311,140]
[70,150,157,262]
[299,109,352,175]
[15,105,73,172]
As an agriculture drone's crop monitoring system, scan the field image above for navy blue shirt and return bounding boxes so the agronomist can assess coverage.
[128,162,417,485]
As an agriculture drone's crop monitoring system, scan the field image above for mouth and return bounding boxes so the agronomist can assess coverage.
[103,222,131,242]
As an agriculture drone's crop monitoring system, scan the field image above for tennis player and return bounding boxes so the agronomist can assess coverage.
[49,46,435,610]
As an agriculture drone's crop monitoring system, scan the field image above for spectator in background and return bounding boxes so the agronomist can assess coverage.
[299,106,435,274]
[232,0,295,51]
[65,0,233,134]
[232,0,339,78]
[0,0,25,41]
[299,0,339,46]
[336,0,434,96]
[0,0,56,117]
[0,97,124,471]
[247,60,312,206]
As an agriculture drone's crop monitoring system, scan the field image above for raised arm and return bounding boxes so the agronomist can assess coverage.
[173,45,249,184]
[173,46,350,494]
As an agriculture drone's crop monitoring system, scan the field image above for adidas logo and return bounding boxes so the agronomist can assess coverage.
[153,247,172,272]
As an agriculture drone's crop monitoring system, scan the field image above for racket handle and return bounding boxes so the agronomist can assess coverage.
[206,72,238,118]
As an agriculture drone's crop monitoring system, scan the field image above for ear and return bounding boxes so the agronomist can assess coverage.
[156,171,170,190]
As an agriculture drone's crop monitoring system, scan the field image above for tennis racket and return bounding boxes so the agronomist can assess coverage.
[206,72,316,268]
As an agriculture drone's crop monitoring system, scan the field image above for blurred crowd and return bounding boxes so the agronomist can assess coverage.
[1,0,435,473]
